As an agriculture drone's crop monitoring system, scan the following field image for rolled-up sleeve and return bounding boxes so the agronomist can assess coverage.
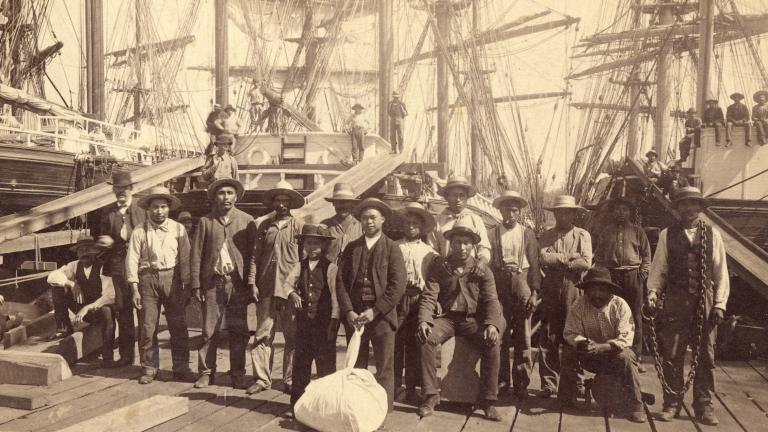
[125,229,143,284]
[608,299,635,350]
[328,263,340,320]
[279,263,301,299]
[563,301,585,347]
[647,229,669,298]
[47,261,77,287]
[91,271,116,308]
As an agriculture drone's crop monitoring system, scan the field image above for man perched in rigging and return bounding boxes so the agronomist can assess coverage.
[701,98,725,147]
[344,103,371,164]
[726,92,751,146]
[388,91,408,154]
[678,108,702,162]
[647,186,730,426]
[752,90,768,145]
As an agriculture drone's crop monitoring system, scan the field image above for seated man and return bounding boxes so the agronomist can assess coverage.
[560,267,647,423]
[417,218,505,421]
[46,235,117,367]
[701,98,725,146]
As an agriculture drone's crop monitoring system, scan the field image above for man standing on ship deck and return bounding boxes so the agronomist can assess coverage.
[319,182,362,264]
[344,103,371,164]
[388,91,408,154]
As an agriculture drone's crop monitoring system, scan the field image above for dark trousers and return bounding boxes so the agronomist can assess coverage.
[389,121,404,153]
[658,287,716,411]
[609,268,645,356]
[726,121,751,144]
[198,274,250,378]
[111,262,136,361]
[756,120,768,144]
[705,124,723,143]
[138,269,190,375]
[539,275,584,392]
[420,314,505,401]
[52,288,115,361]
[291,316,337,406]
[394,294,420,390]
[344,317,396,411]
[495,269,533,392]
[350,129,366,162]
[560,346,643,411]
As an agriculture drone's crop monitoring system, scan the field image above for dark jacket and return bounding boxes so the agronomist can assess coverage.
[418,256,504,331]
[488,224,542,292]
[726,103,749,123]
[702,106,725,125]
[97,201,146,276]
[336,234,406,329]
[190,207,255,290]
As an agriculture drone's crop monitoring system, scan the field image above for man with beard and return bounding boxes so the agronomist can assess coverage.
[538,195,592,401]
[595,198,651,370]
[417,218,505,421]
[126,186,193,384]
[647,187,729,425]
[433,176,491,264]
[336,198,406,413]
[96,170,146,367]
[192,178,255,390]
[319,182,362,264]
[488,190,540,399]
[247,181,305,394]
[561,267,646,423]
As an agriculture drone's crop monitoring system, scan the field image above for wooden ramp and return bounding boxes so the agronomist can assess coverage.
[0,156,205,244]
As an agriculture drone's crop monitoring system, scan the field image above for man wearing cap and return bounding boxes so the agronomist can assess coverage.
[336,198,406,412]
[96,170,146,367]
[191,178,256,390]
[488,190,540,398]
[643,150,667,183]
[388,92,408,154]
[247,180,306,394]
[433,176,491,265]
[752,90,768,145]
[394,202,437,402]
[560,267,646,423]
[701,98,725,146]
[201,135,239,185]
[177,211,195,237]
[726,92,751,146]
[538,195,592,398]
[417,218,505,421]
[647,187,729,426]
[594,198,651,368]
[126,186,194,384]
[47,235,117,367]
[319,182,362,264]
[679,108,702,162]
[344,103,371,164]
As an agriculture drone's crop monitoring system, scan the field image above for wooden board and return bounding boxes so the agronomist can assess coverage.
[635,359,698,432]
[509,352,562,432]
[55,395,188,432]
[0,350,71,386]
[176,389,285,432]
[719,361,768,410]
[218,391,293,431]
[2,311,56,349]
[712,363,768,432]
[0,384,49,410]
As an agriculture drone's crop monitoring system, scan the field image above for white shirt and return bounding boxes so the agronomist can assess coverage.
[396,239,437,290]
[433,208,491,263]
[118,197,133,241]
[647,225,730,310]
[47,260,116,309]
[365,232,382,250]
[491,224,529,269]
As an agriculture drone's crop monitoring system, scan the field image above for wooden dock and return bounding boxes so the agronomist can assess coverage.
[1,325,767,431]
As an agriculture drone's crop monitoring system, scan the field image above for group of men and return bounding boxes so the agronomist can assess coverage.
[44,168,730,426]
[343,92,409,163]
[678,90,768,162]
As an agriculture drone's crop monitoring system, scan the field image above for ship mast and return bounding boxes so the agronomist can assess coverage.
[696,0,716,111]
[214,0,229,106]
[85,0,105,120]
[378,0,393,139]
[134,0,143,129]
[435,1,452,177]
[652,1,676,159]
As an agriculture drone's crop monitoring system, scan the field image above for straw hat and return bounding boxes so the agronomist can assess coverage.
[324,182,360,203]
[352,103,365,111]
[671,186,709,208]
[397,201,436,232]
[544,195,585,211]
[264,180,305,209]
[437,176,477,198]
[298,224,334,241]
[107,170,135,187]
[392,91,400,98]
[492,190,528,209]
[753,90,768,102]
[208,178,245,201]
[577,267,621,292]
[443,217,481,244]
[354,197,392,219]
[138,186,181,210]
[705,98,718,104]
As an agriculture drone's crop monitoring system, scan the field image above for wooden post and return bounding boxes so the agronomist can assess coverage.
[653,2,674,160]
[214,0,229,106]
[436,2,450,177]
[85,0,105,120]
[378,0,393,139]
[697,0,715,111]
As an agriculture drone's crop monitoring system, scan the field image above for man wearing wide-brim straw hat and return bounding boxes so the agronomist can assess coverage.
[126,185,194,384]
[96,169,147,367]
[647,186,729,425]
[388,91,408,154]
[433,176,492,264]
[247,180,305,395]
[643,149,668,182]
[752,89,768,145]
[47,234,118,366]
[537,194,592,402]
[488,190,541,399]
[336,197,406,414]
[726,91,751,146]
[344,103,371,164]
[319,182,362,263]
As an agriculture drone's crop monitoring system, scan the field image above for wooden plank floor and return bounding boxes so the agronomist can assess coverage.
[1,327,766,431]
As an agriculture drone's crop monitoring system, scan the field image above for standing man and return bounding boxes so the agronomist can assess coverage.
[388,91,408,154]
[726,92,751,146]
[205,104,224,155]
[191,178,255,390]
[752,90,768,145]
[126,186,193,384]
[247,181,305,394]
[701,98,725,146]
[594,198,651,370]
[319,182,362,264]
[643,150,667,184]
[249,80,265,131]
[417,218,505,421]
[538,195,592,399]
[647,187,730,426]
[201,135,239,185]
[433,176,491,265]
[344,103,370,164]
[177,211,195,237]
[488,190,541,399]
[678,108,702,162]
[336,198,406,413]
[98,170,146,367]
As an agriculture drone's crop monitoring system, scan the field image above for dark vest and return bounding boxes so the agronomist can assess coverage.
[353,243,376,307]
[75,260,104,304]
[667,223,714,294]
[297,257,333,321]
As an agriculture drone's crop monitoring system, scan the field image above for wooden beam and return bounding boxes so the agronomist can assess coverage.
[106,35,195,58]
[426,91,571,111]
[0,385,49,410]
[0,230,87,255]
[57,395,188,432]
[0,351,72,386]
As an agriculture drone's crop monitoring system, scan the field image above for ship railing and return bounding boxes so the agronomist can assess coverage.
[37,116,143,143]
[0,124,152,164]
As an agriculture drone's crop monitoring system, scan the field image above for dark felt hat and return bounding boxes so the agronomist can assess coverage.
[645,149,658,157]
[215,134,234,145]
[298,224,334,240]
[671,186,709,208]
[730,92,745,101]
[352,103,365,111]
[70,233,112,254]
[577,266,621,291]
[177,211,193,222]
[264,180,305,209]
[138,185,182,211]
[686,107,697,114]
[354,198,391,219]
[208,177,245,201]
[107,170,135,187]
[438,176,477,199]
[397,201,436,232]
